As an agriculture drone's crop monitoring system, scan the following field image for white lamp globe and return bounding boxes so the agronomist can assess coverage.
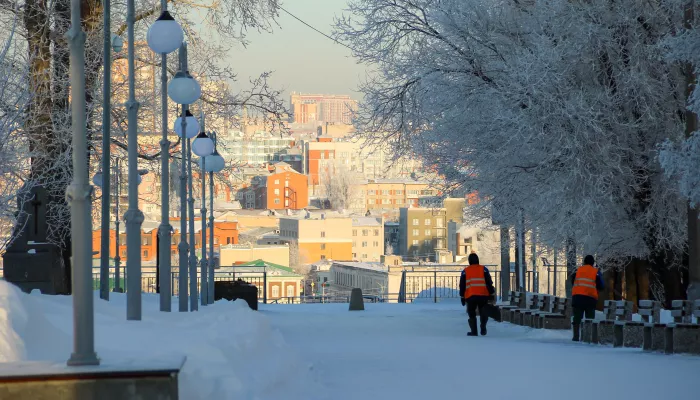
[174,110,200,139]
[92,172,103,188]
[111,33,124,53]
[192,132,214,157]
[168,71,201,105]
[199,150,225,172]
[208,151,226,172]
[146,11,184,54]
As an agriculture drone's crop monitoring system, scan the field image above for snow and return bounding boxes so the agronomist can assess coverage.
[1,280,700,400]
[0,281,316,399]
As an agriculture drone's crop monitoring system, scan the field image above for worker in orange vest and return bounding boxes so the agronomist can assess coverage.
[459,253,495,336]
[570,255,604,341]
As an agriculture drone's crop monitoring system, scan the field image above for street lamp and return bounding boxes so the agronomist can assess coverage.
[192,132,214,157]
[206,132,225,304]
[124,0,146,321]
[146,10,184,54]
[147,2,183,314]
[67,0,98,365]
[168,71,201,105]
[174,110,200,139]
[98,14,124,301]
[170,42,201,312]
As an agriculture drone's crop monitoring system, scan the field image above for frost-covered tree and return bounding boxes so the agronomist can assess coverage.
[321,160,359,212]
[336,0,690,300]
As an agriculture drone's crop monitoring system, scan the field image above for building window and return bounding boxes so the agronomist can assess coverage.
[321,255,326,260]
[274,189,280,195]
[362,254,368,259]
[362,229,368,236]
[374,230,379,236]
[143,250,148,258]
[412,240,419,246]
[272,286,280,297]
[274,179,280,184]
[412,219,419,226]
[353,230,357,236]
[321,243,326,250]
[353,253,357,258]
[368,190,376,195]
[425,229,431,236]
[362,241,367,247]
[396,190,403,195]
[412,229,419,236]
[425,219,431,225]
[274,199,280,204]
[477,232,485,241]
[321,231,326,238]
[396,199,403,204]
[373,241,379,247]
[436,219,443,228]
[287,285,295,297]
[424,239,431,246]
[381,190,389,195]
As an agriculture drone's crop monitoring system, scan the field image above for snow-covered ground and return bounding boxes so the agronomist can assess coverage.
[1,280,699,400]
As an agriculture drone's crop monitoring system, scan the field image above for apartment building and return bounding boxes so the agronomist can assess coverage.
[398,207,448,261]
[278,215,353,264]
[290,93,358,124]
[219,130,295,166]
[364,180,438,210]
[351,217,384,262]
[91,219,239,263]
[238,163,309,210]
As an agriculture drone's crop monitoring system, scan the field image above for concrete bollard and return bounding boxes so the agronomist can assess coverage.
[664,325,674,354]
[349,288,365,311]
[613,322,624,348]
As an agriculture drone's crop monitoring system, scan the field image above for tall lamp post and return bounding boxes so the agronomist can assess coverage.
[169,42,201,311]
[205,132,225,304]
[67,0,98,366]
[147,1,184,312]
[192,118,214,306]
[99,29,123,302]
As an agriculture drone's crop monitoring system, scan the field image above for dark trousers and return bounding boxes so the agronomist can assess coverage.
[467,298,489,326]
[572,307,595,325]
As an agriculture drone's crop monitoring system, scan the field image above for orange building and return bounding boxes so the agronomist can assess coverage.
[279,215,353,264]
[239,162,308,210]
[92,220,239,262]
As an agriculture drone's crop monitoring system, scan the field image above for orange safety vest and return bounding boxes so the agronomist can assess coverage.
[572,265,599,299]
[463,265,490,299]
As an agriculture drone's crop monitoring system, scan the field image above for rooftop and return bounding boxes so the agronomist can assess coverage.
[352,217,382,227]
[332,261,388,273]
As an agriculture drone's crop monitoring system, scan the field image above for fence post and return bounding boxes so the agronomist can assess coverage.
[263,268,267,304]
[434,270,437,303]
[398,270,407,303]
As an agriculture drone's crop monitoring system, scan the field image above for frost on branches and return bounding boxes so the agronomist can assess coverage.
[335,0,688,266]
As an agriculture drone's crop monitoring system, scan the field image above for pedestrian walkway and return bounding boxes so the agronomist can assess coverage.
[264,300,700,400]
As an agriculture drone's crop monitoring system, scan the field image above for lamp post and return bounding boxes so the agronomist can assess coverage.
[206,132,225,304]
[169,42,201,311]
[98,0,124,301]
[193,121,214,307]
[147,0,184,313]
[124,0,146,321]
[66,0,98,366]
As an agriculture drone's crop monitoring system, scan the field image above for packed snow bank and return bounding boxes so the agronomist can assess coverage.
[0,281,317,400]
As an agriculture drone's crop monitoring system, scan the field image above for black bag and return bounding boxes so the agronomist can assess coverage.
[484,303,502,322]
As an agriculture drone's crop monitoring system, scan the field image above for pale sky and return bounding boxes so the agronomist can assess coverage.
[221,0,366,103]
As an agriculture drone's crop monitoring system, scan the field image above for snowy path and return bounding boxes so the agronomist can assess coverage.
[265,301,700,400]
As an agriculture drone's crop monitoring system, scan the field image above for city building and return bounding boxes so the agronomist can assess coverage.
[447,223,500,265]
[290,92,358,124]
[329,261,389,297]
[237,163,309,210]
[279,214,353,264]
[398,207,448,261]
[384,221,400,255]
[91,219,239,263]
[218,130,295,166]
[218,260,303,301]
[351,217,384,262]
[219,243,290,267]
[364,180,439,210]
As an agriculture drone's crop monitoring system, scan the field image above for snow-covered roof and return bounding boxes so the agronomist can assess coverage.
[332,261,388,273]
[352,217,382,227]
